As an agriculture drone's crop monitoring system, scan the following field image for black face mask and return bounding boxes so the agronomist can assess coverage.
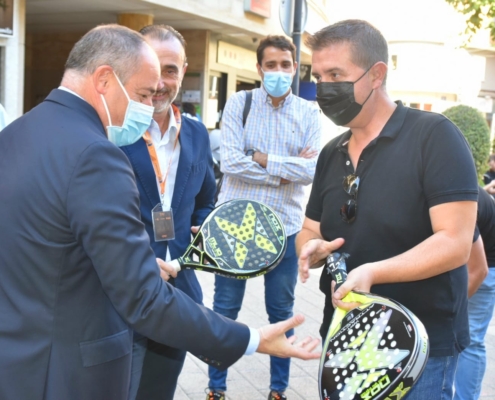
[316,66,374,126]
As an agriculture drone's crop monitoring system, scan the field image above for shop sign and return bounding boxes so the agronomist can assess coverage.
[244,0,271,19]
[182,90,201,103]
[217,41,257,73]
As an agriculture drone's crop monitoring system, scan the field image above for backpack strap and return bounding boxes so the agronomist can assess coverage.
[243,90,252,127]
[215,90,253,203]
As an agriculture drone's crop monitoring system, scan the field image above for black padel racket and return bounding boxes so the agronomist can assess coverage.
[170,199,287,279]
[319,253,429,400]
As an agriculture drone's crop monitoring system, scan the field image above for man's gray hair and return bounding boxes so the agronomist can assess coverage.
[139,24,187,64]
[65,24,146,84]
[306,19,388,71]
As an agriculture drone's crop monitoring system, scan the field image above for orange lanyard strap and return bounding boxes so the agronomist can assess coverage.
[143,105,182,199]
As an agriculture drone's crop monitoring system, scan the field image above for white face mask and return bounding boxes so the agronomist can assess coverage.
[101,71,154,147]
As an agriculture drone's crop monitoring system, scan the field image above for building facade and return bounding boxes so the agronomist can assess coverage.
[4,0,330,128]
[3,0,495,138]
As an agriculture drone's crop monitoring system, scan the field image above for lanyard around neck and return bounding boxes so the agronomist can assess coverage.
[143,105,182,200]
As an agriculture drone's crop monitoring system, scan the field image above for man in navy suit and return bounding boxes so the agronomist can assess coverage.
[0,24,320,400]
[120,25,216,400]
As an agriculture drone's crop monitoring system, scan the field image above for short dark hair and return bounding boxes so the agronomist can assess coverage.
[65,24,146,84]
[140,24,187,63]
[489,154,495,162]
[305,19,388,71]
[256,35,296,65]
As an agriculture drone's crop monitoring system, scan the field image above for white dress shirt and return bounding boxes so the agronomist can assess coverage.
[147,107,181,262]
[148,107,181,210]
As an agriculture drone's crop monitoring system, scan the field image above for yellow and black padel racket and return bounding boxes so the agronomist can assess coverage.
[170,199,287,279]
[319,253,429,400]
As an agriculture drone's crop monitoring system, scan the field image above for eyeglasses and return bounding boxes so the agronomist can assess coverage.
[340,174,360,223]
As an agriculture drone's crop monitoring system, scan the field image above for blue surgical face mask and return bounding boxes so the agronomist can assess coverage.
[261,69,293,98]
[101,71,154,147]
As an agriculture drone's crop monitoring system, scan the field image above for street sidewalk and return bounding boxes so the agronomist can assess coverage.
[176,268,495,400]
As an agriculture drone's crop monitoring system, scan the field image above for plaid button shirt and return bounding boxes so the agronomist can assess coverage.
[218,86,321,236]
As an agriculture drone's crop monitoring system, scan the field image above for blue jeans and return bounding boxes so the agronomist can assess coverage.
[454,268,495,400]
[407,353,459,400]
[208,234,298,393]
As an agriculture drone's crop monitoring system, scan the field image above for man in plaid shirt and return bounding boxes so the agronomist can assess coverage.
[206,35,322,400]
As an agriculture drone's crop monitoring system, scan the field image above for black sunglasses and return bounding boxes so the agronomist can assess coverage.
[340,174,360,223]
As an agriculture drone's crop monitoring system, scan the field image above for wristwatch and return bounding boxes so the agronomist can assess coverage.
[245,148,258,158]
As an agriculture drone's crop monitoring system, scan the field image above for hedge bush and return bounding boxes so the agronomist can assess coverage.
[443,104,490,182]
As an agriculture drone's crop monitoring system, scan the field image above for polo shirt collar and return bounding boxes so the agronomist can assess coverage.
[337,100,407,150]
[378,100,407,140]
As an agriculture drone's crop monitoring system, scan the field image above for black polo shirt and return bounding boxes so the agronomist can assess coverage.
[477,187,495,266]
[306,101,478,357]
[483,170,495,185]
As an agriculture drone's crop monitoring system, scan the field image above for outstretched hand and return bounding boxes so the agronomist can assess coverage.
[256,314,321,360]
[298,238,345,283]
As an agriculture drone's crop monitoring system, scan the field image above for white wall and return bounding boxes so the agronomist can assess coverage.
[325,0,492,112]
[482,57,495,93]
[327,0,467,44]
[387,42,485,107]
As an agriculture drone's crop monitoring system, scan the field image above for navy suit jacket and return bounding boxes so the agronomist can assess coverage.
[0,89,249,400]
[121,116,216,305]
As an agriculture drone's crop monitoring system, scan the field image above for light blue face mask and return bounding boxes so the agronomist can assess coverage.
[261,69,293,98]
[101,72,154,147]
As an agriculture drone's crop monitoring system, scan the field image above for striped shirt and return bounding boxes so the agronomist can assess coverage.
[218,86,321,236]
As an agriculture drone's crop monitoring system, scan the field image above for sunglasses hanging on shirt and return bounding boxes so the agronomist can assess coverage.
[340,174,360,223]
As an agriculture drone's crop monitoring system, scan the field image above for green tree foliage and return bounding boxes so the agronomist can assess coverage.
[443,104,491,181]
[445,0,495,39]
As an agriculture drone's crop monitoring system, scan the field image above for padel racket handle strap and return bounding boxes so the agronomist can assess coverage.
[328,291,371,337]
[325,252,348,291]
[169,259,181,272]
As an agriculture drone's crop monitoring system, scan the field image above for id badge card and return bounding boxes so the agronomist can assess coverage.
[152,204,175,242]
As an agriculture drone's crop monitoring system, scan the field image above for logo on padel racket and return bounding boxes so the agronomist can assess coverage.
[323,308,410,400]
[214,202,279,269]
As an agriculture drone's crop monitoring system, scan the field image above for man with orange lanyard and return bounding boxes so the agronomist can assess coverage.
[120,24,217,400]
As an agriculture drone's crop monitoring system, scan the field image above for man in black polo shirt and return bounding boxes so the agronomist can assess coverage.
[296,20,478,400]
[454,187,495,400]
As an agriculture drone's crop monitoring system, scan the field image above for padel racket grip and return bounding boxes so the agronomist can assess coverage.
[169,259,181,273]
[325,252,348,291]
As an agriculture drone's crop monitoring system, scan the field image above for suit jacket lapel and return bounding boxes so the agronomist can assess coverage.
[171,123,192,214]
[124,138,161,208]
